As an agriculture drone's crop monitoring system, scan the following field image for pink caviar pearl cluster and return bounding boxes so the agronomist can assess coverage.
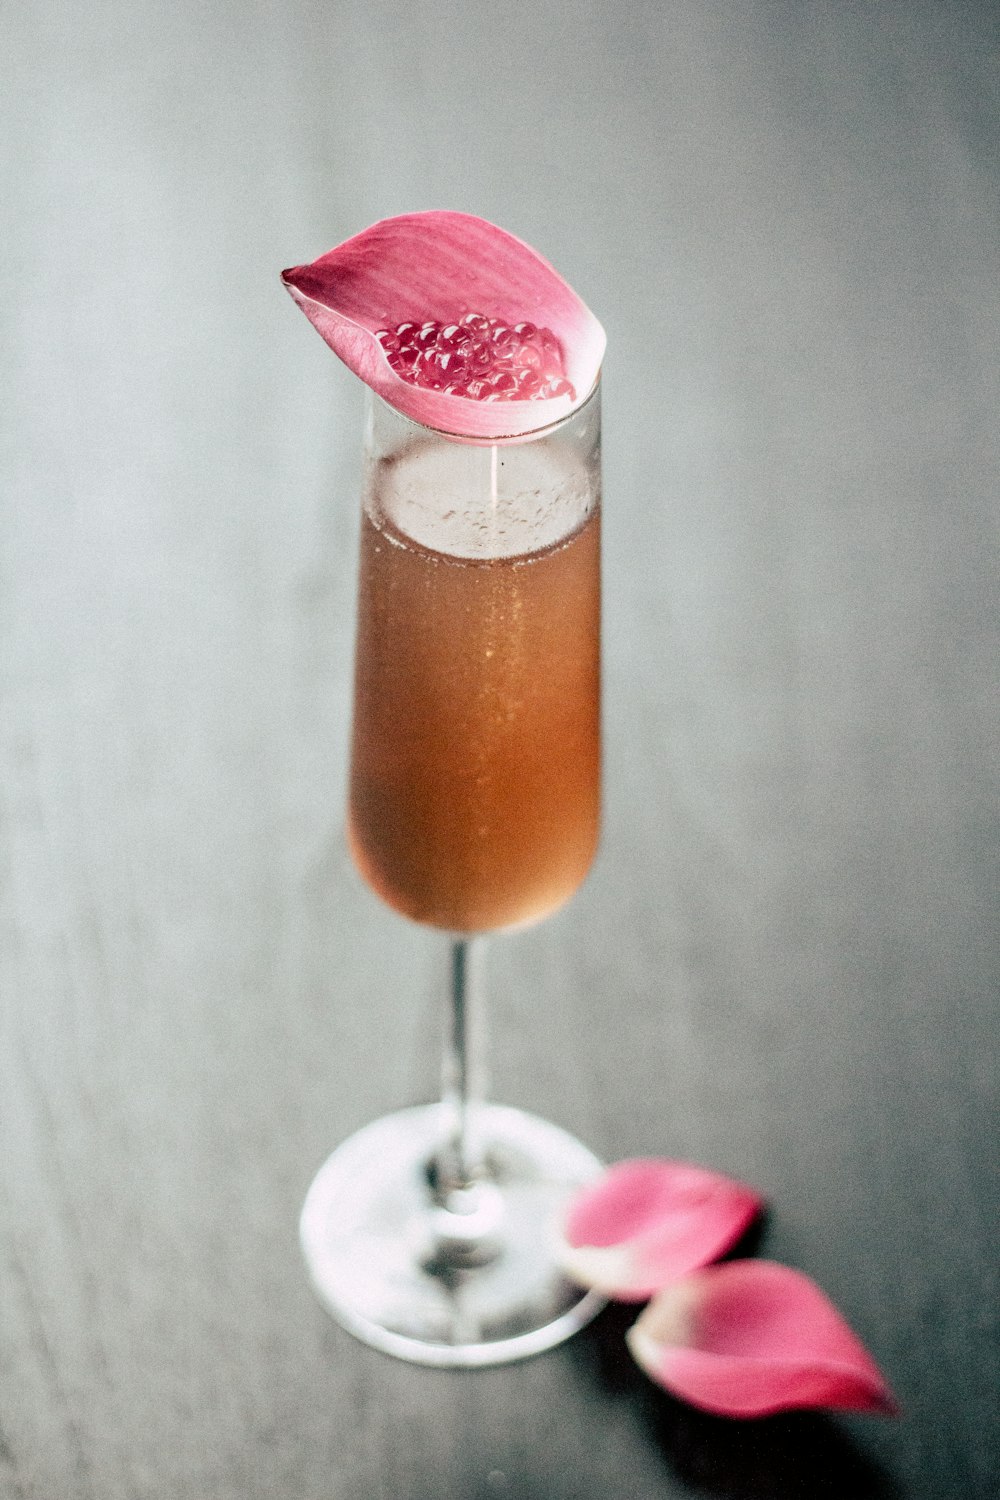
[375,312,576,402]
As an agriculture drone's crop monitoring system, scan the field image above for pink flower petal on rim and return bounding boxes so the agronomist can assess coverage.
[626,1260,899,1418]
[281,211,605,440]
[557,1160,764,1301]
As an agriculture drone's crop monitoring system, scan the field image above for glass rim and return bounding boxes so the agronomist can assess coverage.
[370,373,602,446]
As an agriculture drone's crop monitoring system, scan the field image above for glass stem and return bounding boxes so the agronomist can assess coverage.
[437,937,485,1195]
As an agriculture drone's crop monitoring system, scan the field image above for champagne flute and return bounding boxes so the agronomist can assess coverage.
[300,379,603,1365]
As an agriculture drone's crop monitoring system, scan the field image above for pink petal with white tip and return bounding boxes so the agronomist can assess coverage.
[626,1260,899,1418]
[558,1159,764,1301]
[281,212,605,440]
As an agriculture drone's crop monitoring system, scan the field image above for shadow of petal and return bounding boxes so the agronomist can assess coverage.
[640,1390,899,1500]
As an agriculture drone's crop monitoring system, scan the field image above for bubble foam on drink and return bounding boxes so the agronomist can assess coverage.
[375,312,576,403]
[370,434,596,561]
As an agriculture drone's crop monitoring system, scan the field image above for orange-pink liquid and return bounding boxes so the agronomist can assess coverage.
[348,505,600,933]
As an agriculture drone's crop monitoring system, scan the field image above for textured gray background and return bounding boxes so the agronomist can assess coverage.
[3,2,998,1496]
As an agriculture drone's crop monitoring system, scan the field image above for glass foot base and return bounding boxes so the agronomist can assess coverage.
[300,1102,605,1366]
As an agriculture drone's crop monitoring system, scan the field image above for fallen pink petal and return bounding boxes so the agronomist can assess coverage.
[626,1260,899,1418]
[558,1159,764,1301]
[282,211,605,440]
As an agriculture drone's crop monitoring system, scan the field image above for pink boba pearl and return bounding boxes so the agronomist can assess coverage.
[442,349,470,379]
[421,348,448,378]
[539,327,561,359]
[439,323,473,351]
[546,376,575,398]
